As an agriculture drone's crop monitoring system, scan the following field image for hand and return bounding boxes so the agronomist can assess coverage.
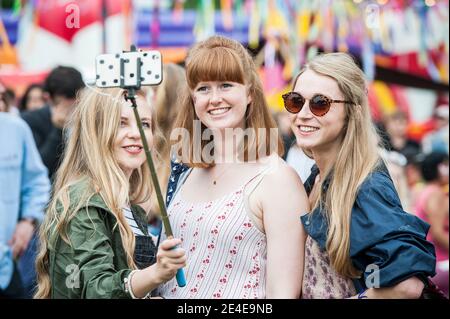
[51,97,75,129]
[8,219,35,259]
[154,238,186,284]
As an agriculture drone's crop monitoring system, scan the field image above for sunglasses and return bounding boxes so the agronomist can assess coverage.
[282,92,355,117]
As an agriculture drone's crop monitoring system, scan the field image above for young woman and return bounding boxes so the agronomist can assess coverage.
[35,88,186,298]
[283,52,436,299]
[157,36,309,299]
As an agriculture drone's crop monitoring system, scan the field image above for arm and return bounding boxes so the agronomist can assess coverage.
[350,170,436,299]
[19,122,51,222]
[130,238,186,298]
[350,276,424,299]
[9,122,51,258]
[69,208,185,298]
[425,191,449,252]
[256,160,309,298]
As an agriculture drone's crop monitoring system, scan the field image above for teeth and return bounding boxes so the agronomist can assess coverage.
[299,126,319,132]
[125,146,141,151]
[209,108,230,115]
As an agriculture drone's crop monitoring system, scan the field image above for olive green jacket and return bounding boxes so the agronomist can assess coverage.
[48,180,149,299]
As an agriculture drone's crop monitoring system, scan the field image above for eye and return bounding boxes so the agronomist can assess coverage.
[142,121,151,129]
[120,119,127,127]
[196,85,209,92]
[221,83,233,89]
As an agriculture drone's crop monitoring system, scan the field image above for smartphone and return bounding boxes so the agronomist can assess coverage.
[95,50,163,88]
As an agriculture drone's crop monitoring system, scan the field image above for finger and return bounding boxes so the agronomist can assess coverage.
[160,238,182,251]
[158,247,185,259]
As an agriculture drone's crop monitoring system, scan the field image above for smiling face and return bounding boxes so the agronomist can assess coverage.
[291,69,348,156]
[113,95,153,178]
[192,81,251,131]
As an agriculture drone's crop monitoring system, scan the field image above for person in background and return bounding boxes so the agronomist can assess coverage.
[19,84,46,112]
[0,112,51,298]
[3,88,20,115]
[21,66,85,180]
[286,143,316,183]
[381,110,422,159]
[142,63,186,240]
[422,105,449,155]
[0,82,7,112]
[273,111,297,160]
[414,151,449,297]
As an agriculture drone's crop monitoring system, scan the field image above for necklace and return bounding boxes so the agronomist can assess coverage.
[211,165,232,185]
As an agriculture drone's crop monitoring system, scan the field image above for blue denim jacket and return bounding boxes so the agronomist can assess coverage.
[0,114,50,289]
[301,162,436,291]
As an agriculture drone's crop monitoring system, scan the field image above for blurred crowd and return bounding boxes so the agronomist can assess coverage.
[0,62,448,298]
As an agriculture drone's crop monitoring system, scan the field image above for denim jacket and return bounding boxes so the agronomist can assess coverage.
[301,162,436,291]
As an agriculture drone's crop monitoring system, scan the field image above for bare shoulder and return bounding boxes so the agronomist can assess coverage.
[258,154,304,187]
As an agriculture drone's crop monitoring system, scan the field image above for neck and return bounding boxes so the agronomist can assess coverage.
[213,128,244,164]
[311,140,343,177]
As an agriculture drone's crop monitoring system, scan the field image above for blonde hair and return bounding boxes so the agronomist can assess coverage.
[35,88,155,298]
[295,53,382,278]
[153,63,186,201]
[173,35,283,167]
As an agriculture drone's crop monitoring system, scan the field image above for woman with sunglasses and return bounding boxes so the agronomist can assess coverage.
[283,52,436,299]
[157,36,309,299]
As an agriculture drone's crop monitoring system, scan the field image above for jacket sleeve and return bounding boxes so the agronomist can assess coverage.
[19,119,51,222]
[67,207,132,299]
[350,171,436,288]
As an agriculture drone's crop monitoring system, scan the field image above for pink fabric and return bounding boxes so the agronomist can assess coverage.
[414,185,449,262]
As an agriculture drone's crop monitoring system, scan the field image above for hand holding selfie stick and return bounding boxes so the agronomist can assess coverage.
[105,45,186,287]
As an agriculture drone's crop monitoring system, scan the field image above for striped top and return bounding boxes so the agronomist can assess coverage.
[158,170,269,299]
[123,207,145,236]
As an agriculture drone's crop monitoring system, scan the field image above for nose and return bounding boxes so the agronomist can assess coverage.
[209,87,223,105]
[296,99,313,120]
[127,123,141,140]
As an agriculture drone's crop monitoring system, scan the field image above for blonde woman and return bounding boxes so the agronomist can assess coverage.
[35,88,186,299]
[283,53,436,299]
[158,36,309,299]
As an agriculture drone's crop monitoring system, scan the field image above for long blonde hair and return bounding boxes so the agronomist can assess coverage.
[295,53,381,278]
[35,88,154,298]
[173,35,283,167]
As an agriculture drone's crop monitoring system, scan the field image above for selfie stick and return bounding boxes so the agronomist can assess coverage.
[122,45,186,288]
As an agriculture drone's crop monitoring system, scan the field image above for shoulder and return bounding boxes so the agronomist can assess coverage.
[259,154,302,186]
[256,154,306,203]
[63,178,111,214]
[21,105,51,127]
[0,113,30,132]
[356,163,400,206]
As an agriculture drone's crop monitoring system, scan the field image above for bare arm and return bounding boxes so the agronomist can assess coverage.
[130,238,186,298]
[349,276,425,299]
[255,160,309,298]
[426,191,449,252]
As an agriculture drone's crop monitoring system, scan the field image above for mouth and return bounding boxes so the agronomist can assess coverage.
[122,145,143,154]
[208,107,231,116]
[297,125,320,133]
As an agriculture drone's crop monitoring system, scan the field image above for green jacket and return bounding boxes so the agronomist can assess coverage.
[48,179,150,299]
